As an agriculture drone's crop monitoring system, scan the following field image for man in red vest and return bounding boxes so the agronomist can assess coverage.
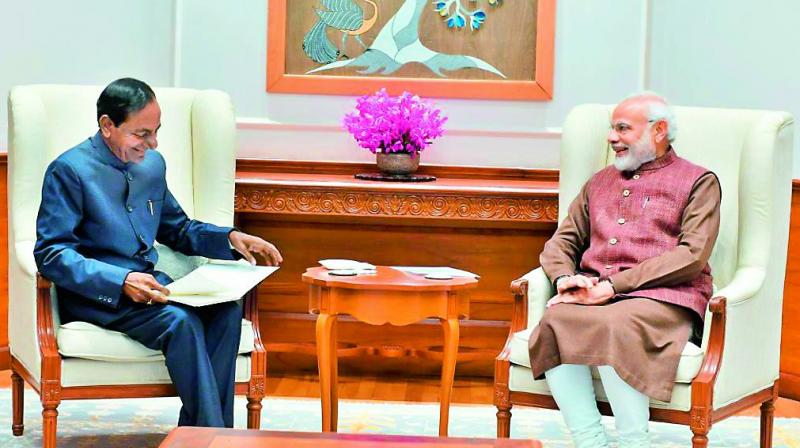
[528,93,721,448]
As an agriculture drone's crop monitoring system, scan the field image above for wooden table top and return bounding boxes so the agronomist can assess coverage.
[236,171,559,197]
[159,427,542,447]
[301,266,479,291]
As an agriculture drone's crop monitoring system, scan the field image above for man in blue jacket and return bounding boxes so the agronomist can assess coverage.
[33,78,282,428]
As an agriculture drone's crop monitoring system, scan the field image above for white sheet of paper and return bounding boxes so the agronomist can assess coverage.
[390,266,480,279]
[166,261,279,307]
[318,259,376,271]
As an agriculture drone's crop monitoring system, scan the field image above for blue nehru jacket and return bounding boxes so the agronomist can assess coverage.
[34,132,238,325]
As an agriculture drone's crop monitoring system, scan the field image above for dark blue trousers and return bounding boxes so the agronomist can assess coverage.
[104,301,242,427]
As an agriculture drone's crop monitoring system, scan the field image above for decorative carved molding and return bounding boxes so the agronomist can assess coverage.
[40,380,62,404]
[494,386,510,407]
[235,185,559,223]
[689,409,708,433]
[249,375,266,397]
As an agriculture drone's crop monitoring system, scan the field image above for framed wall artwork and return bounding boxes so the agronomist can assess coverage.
[267,0,556,100]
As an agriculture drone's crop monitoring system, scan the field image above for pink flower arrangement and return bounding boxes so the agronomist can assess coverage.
[344,89,447,157]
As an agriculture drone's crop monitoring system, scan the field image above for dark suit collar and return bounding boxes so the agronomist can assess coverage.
[90,131,129,170]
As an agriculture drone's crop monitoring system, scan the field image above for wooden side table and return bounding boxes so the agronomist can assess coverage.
[302,266,478,436]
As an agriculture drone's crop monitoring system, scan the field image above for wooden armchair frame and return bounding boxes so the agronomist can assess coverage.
[493,278,778,448]
[10,274,268,448]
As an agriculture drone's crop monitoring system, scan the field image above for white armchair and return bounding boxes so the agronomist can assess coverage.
[7,84,267,448]
[493,104,794,448]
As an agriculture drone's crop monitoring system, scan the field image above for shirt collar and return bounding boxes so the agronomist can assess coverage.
[636,146,676,172]
[90,131,129,170]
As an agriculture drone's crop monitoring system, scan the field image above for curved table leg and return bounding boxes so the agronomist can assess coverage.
[439,318,459,436]
[316,313,338,432]
[331,317,339,432]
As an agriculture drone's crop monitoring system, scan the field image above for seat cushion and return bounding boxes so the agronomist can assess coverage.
[61,355,252,387]
[508,327,705,384]
[57,318,255,362]
[508,364,694,412]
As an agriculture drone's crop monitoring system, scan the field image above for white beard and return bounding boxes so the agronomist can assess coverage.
[613,133,657,172]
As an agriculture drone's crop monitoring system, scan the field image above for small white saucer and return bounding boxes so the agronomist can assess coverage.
[425,273,454,280]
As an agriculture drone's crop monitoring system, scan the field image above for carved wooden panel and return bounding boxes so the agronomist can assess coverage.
[235,185,558,223]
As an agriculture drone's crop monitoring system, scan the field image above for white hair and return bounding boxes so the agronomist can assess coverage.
[623,91,677,142]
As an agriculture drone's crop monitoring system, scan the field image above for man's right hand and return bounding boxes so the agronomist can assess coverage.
[123,272,170,305]
[556,274,599,294]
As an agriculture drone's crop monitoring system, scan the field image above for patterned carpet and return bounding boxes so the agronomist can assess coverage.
[0,389,798,447]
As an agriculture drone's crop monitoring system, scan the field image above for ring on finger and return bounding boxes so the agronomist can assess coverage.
[146,299,153,306]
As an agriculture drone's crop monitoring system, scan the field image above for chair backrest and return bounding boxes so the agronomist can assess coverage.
[559,104,793,293]
[7,84,237,380]
[558,104,794,402]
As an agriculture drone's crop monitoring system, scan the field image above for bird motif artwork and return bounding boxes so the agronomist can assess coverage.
[300,0,508,78]
[302,0,379,64]
[305,0,506,78]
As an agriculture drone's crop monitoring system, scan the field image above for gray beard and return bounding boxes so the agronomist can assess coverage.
[613,141,656,172]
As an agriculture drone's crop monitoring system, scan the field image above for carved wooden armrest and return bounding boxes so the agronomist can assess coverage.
[35,273,61,365]
[690,296,727,403]
[242,286,266,356]
[508,278,529,334]
[496,278,530,362]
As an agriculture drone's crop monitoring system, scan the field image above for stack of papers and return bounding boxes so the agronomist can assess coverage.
[166,261,279,307]
[391,266,480,279]
[318,259,376,274]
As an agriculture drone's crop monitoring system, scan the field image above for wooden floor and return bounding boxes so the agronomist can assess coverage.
[2,370,797,417]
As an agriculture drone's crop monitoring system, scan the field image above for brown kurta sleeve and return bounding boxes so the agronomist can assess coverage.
[539,182,591,284]
[609,172,721,292]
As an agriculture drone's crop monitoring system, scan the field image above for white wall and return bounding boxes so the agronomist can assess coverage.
[647,0,800,175]
[176,0,647,168]
[4,1,799,174]
[0,0,176,150]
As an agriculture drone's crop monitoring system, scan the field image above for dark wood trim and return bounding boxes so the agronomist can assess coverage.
[0,152,6,165]
[793,179,800,192]
[780,372,800,401]
[236,159,560,182]
[0,347,9,370]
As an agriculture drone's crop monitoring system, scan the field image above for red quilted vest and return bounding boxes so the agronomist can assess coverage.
[580,149,713,319]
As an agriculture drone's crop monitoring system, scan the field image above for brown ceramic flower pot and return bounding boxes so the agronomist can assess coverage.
[376,152,419,175]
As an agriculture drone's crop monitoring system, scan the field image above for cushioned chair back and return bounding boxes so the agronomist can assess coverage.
[559,104,793,293]
[558,103,794,408]
[7,84,236,379]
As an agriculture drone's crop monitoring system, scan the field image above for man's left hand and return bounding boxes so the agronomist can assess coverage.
[229,231,283,266]
[546,280,615,308]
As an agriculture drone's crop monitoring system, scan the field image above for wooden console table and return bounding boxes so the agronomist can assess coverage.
[234,161,559,378]
[303,266,478,436]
